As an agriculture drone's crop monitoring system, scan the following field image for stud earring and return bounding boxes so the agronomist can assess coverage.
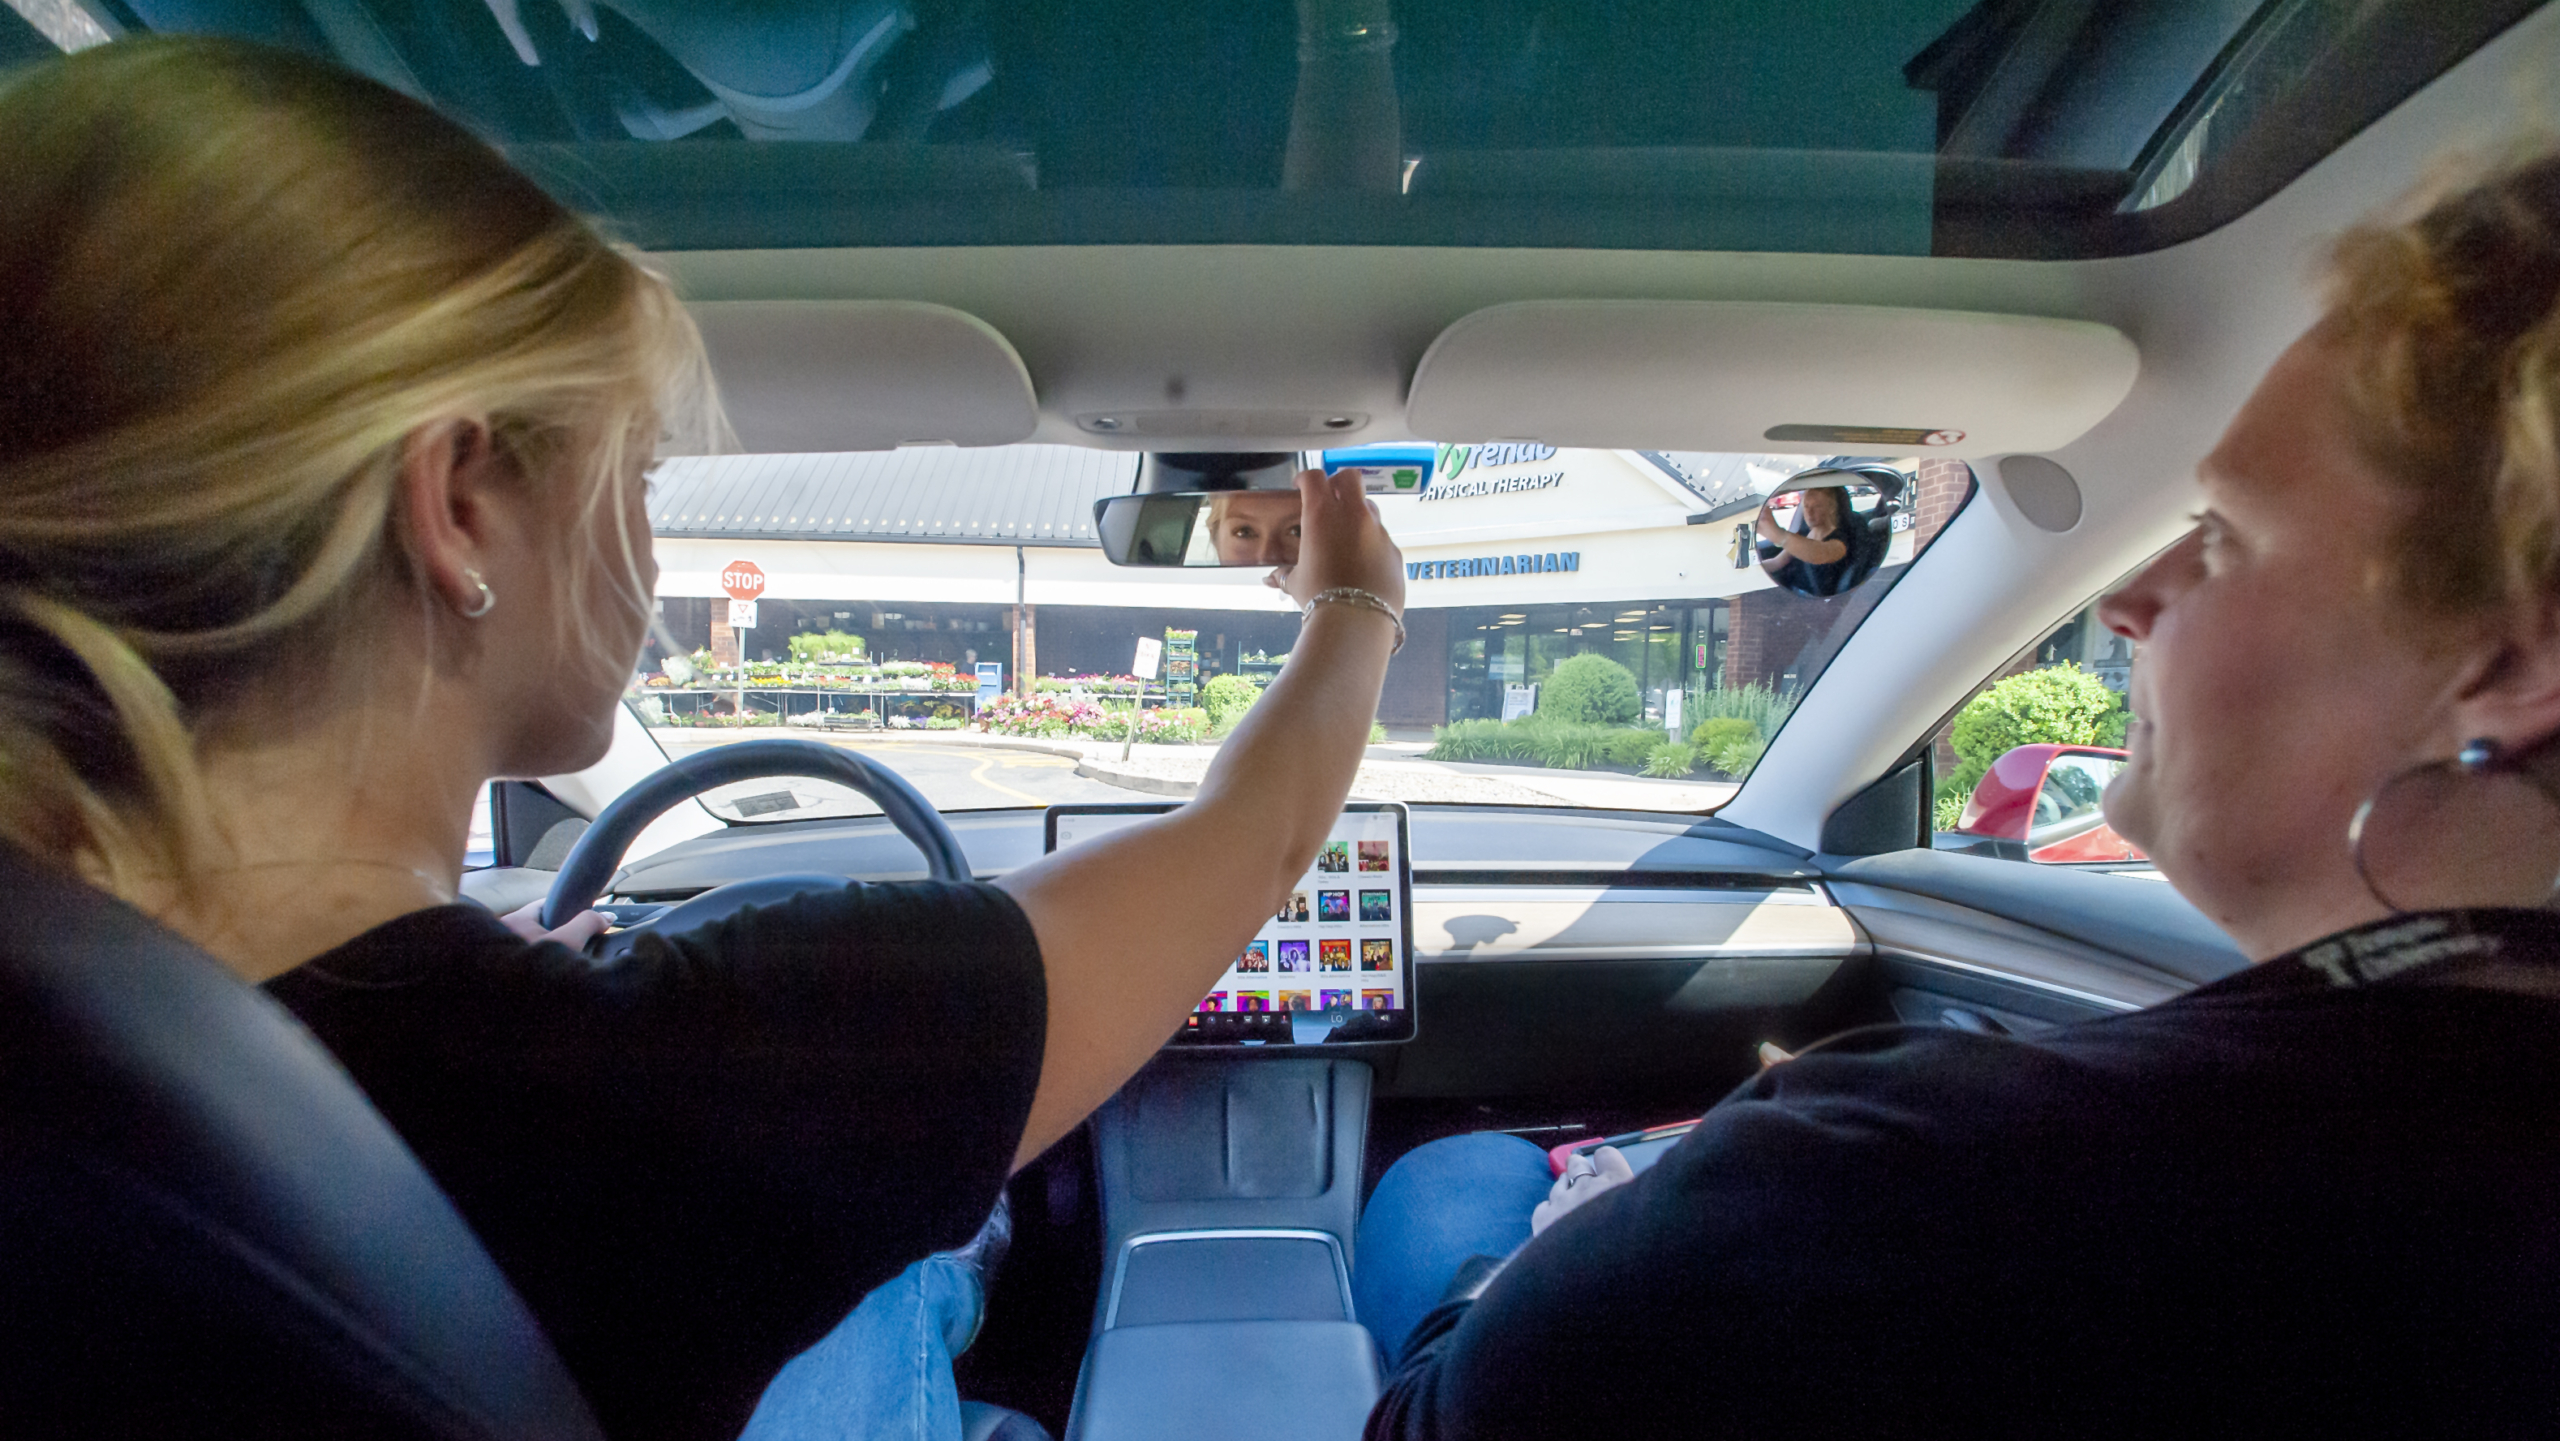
[457,568,495,619]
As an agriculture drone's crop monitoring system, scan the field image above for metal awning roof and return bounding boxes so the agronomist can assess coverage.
[648,446,1137,547]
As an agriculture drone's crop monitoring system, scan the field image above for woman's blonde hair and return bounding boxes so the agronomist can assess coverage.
[0,36,715,893]
[2327,149,2560,616]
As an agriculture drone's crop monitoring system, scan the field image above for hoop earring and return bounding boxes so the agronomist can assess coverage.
[457,568,495,620]
[2348,737,2560,913]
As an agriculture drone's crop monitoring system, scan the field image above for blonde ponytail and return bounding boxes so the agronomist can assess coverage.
[0,37,716,888]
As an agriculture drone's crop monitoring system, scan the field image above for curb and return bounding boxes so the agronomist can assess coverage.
[1073,760,1199,798]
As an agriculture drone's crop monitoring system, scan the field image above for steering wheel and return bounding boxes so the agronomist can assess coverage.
[541,738,972,958]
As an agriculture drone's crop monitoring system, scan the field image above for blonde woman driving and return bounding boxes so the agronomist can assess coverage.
[0,38,1403,1441]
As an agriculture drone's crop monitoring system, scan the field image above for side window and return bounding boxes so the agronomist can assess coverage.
[1928,594,2145,868]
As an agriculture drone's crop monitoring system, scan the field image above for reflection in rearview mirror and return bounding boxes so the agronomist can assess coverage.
[1749,466,1906,599]
[1096,491,1303,568]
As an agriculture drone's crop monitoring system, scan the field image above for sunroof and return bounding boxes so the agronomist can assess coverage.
[24,0,2544,257]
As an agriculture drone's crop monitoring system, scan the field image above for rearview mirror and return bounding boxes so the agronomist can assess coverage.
[1741,465,1907,599]
[1095,489,1304,567]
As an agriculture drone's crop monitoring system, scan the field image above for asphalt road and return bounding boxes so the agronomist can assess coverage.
[652,730,1133,815]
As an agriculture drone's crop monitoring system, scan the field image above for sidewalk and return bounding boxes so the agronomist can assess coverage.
[646,724,1739,812]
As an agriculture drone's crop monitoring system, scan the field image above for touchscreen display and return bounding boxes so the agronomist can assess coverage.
[1045,803,1415,1046]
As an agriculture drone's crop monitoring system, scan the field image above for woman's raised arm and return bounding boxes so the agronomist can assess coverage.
[995,466,1404,1169]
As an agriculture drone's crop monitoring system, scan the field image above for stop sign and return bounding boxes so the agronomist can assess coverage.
[719,560,766,601]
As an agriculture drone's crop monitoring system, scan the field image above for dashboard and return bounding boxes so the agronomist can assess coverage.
[464,803,2247,1106]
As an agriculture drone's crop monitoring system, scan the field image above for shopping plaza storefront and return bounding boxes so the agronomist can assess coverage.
[644,443,1975,727]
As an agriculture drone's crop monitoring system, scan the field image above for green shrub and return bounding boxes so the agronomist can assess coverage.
[1423,718,1520,762]
[1370,721,1388,745]
[1690,716,1761,756]
[785,630,867,664]
[1691,683,1792,739]
[1523,720,1617,770]
[1604,728,1664,767]
[1203,674,1263,733]
[1537,653,1641,725]
[1643,742,1698,778]
[1943,662,2130,801]
[1706,733,1766,777]
[1932,783,1970,833]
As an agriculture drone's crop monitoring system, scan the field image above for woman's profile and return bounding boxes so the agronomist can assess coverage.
[0,37,1405,1441]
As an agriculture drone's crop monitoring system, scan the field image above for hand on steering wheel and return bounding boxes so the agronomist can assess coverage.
[540,738,972,960]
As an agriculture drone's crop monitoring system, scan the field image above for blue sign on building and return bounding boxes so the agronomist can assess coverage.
[1408,551,1580,580]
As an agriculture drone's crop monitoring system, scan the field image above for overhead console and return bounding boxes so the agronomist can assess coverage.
[1406,299,2139,459]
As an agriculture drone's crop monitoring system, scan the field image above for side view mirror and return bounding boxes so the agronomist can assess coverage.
[1740,464,1907,599]
[1952,744,2145,864]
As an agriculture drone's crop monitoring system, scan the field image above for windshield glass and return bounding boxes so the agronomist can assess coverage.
[30,0,2516,258]
[636,443,1973,820]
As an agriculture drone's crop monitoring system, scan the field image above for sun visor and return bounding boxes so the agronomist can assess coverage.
[690,301,1039,452]
[1406,301,2137,459]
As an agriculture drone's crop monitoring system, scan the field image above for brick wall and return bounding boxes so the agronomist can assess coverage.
[1911,458,1975,554]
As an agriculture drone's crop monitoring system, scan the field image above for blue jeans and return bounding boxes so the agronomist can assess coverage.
[739,1253,983,1441]
[1352,1132,1554,1366]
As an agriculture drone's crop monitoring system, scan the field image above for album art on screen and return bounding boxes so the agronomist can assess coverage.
[1278,891,1310,923]
[1361,938,1393,971]
[1276,939,1311,972]
[1198,993,1228,1013]
[1236,939,1270,972]
[1359,890,1393,922]
[1362,989,1396,1011]
[1279,990,1314,1011]
[1317,890,1351,923]
[1318,939,1352,971]
[1319,989,1353,1010]
[1316,842,1350,873]
[1358,841,1391,872]
[1235,991,1271,1012]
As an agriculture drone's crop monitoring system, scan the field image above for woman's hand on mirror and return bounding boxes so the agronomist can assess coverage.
[1269,467,1407,615]
[1530,1144,1637,1236]
[499,899,608,950]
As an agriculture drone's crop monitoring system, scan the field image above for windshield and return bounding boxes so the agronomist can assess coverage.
[23,0,2528,258]
[635,443,1973,821]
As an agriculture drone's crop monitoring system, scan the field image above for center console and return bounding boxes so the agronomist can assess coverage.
[1041,807,1414,1440]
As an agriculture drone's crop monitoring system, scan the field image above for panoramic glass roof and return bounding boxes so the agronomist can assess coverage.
[17,0,2541,256]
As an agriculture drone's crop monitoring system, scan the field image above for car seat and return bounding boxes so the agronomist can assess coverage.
[0,843,602,1439]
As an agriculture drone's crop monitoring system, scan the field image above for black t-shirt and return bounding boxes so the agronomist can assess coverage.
[1368,909,2560,1439]
[265,881,1047,1441]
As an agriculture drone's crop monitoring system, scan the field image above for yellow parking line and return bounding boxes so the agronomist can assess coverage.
[965,752,1053,805]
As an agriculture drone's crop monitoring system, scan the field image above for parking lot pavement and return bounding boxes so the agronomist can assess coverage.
[648,727,1738,814]
[648,729,1129,814]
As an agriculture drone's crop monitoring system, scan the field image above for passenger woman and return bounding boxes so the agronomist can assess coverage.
[1361,152,2560,1437]
[0,38,1403,1441]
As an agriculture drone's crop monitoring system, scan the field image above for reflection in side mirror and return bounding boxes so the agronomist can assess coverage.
[1095,490,1303,568]
[1746,465,1907,599]
[1956,743,2145,864]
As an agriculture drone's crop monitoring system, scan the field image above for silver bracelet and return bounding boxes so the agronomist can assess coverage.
[1304,587,1406,655]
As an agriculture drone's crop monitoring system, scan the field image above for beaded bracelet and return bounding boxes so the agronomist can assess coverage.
[1304,587,1406,654]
